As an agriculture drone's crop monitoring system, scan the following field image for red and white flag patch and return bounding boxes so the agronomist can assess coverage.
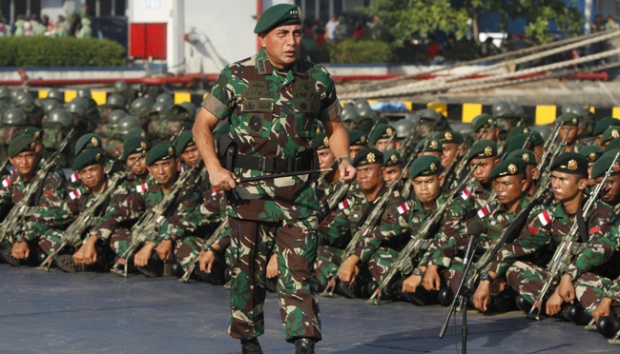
[155,215,164,224]
[537,210,551,226]
[70,172,80,183]
[136,183,148,193]
[477,205,491,218]
[397,202,410,215]
[211,188,219,197]
[460,187,471,201]
[8,167,15,175]
[69,189,82,200]
[2,177,11,188]
[338,199,350,210]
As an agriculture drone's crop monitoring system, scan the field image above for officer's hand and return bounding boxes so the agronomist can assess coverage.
[338,256,359,283]
[557,274,575,303]
[11,241,29,260]
[134,243,154,267]
[423,265,441,291]
[208,165,237,191]
[199,249,215,273]
[473,281,492,312]
[266,253,279,279]
[593,297,613,321]
[81,236,99,265]
[339,160,356,183]
[546,291,564,316]
[402,274,422,293]
[73,244,86,264]
[155,240,173,262]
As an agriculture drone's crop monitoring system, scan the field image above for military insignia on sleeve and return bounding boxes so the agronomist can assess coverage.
[70,172,80,182]
[477,205,491,218]
[91,137,99,147]
[338,199,350,210]
[367,152,376,163]
[537,210,552,226]
[460,187,471,200]
[484,146,493,156]
[136,183,148,193]
[508,164,517,175]
[445,132,453,141]
[522,153,529,163]
[69,189,82,200]
[2,176,11,188]
[397,202,410,214]
[567,159,578,171]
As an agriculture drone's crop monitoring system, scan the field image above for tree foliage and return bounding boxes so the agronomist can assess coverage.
[365,0,583,45]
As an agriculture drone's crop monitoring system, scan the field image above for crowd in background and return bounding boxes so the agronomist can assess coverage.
[0,6,92,39]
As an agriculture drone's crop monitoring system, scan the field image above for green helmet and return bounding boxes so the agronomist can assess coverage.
[394,119,415,139]
[47,89,64,103]
[113,80,129,93]
[77,88,92,99]
[561,103,588,119]
[118,115,142,137]
[105,94,127,109]
[415,108,442,123]
[172,102,197,121]
[46,108,72,127]
[357,106,378,120]
[2,108,27,126]
[150,101,172,118]
[9,89,21,105]
[509,102,524,119]
[340,103,358,122]
[108,109,127,129]
[129,97,153,117]
[14,91,36,112]
[354,99,372,113]
[66,99,87,118]
[156,93,174,106]
[0,86,11,103]
[492,101,515,119]
[43,99,62,114]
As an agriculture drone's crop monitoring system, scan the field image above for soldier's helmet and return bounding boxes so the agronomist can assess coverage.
[77,88,92,99]
[113,80,129,94]
[108,109,127,129]
[492,101,515,119]
[43,99,62,114]
[0,101,8,118]
[394,119,415,139]
[66,98,87,118]
[354,98,372,113]
[340,103,358,122]
[105,93,127,110]
[156,93,174,106]
[358,106,378,120]
[561,103,588,119]
[129,97,153,117]
[509,102,524,119]
[414,108,442,123]
[0,86,10,103]
[46,108,72,127]
[150,101,171,118]
[2,108,27,126]
[46,88,64,103]
[14,91,36,112]
[118,116,142,137]
[172,102,197,121]
[9,88,21,105]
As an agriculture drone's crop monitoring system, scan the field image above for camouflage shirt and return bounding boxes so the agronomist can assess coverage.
[202,47,341,222]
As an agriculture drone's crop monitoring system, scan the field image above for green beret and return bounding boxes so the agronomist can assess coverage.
[175,130,195,154]
[507,148,537,165]
[505,132,539,155]
[369,123,396,146]
[490,157,526,179]
[127,127,147,140]
[408,155,442,179]
[600,125,620,146]
[146,143,176,166]
[121,136,150,161]
[20,126,44,140]
[434,130,463,144]
[466,140,497,162]
[557,112,580,126]
[352,147,383,167]
[594,117,620,136]
[349,130,368,146]
[550,152,588,176]
[415,138,443,153]
[591,150,620,179]
[72,148,104,171]
[605,138,620,154]
[506,126,535,143]
[312,133,329,150]
[579,145,603,164]
[383,150,403,167]
[8,134,37,157]
[254,4,301,34]
[472,113,496,132]
[74,133,102,156]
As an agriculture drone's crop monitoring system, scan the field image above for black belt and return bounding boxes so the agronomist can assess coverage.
[234,152,313,174]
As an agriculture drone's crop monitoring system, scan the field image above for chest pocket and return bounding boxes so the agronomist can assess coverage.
[348,203,364,229]
[293,80,321,138]
[240,81,274,138]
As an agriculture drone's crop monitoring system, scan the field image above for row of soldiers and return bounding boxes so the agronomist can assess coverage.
[2,91,620,344]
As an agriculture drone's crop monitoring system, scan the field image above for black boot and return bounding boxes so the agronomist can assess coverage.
[265,277,277,293]
[366,282,380,298]
[168,261,183,278]
[516,295,533,313]
[597,316,620,338]
[438,287,453,307]
[294,337,316,354]
[56,255,79,273]
[0,246,20,266]
[240,338,263,354]
[336,281,358,299]
[566,303,592,325]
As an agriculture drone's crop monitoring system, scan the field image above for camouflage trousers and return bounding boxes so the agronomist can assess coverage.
[175,236,204,270]
[574,272,615,315]
[228,216,321,343]
[38,229,74,256]
[314,244,343,290]
[367,247,399,285]
[110,227,163,265]
[506,260,549,305]
[440,257,465,294]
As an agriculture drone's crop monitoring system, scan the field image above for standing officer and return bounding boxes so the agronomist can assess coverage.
[193,4,355,354]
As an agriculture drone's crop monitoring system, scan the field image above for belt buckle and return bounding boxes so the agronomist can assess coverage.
[258,156,276,173]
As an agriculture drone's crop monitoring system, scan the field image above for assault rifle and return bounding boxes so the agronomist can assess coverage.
[367,162,479,305]
[0,128,75,244]
[178,216,229,282]
[110,162,205,277]
[37,151,147,271]
[527,150,620,320]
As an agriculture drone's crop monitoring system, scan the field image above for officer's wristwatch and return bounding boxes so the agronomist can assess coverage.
[163,234,172,241]
[339,156,353,165]
[203,244,217,253]
[412,267,425,277]
[15,235,26,243]
[479,272,493,282]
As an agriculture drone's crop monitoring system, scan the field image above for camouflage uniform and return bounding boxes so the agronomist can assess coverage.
[201,45,341,342]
